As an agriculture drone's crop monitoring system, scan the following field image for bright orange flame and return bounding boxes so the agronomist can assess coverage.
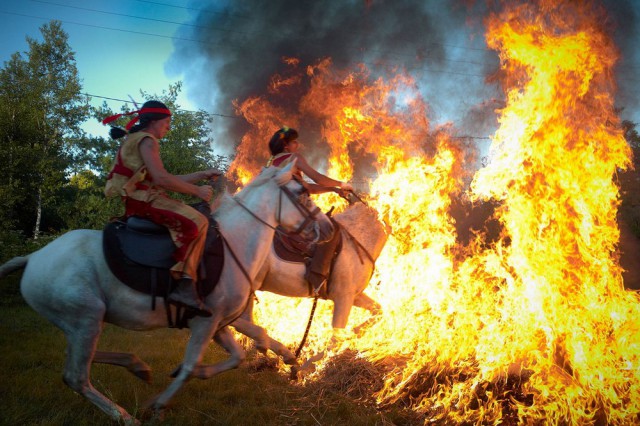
[229,1,640,423]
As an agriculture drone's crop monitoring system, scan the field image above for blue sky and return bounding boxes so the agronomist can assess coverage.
[1,0,639,145]
[0,0,198,136]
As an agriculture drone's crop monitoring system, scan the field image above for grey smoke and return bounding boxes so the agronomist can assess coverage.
[168,0,639,156]
[169,0,498,154]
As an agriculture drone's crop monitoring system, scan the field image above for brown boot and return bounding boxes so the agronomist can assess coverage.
[168,278,213,317]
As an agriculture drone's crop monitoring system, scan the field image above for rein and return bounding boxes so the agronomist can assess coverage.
[227,181,320,288]
[342,227,376,267]
[231,179,320,237]
[295,297,318,358]
[295,196,378,359]
[278,184,321,235]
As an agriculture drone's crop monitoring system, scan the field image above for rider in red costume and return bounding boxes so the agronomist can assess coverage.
[103,101,221,316]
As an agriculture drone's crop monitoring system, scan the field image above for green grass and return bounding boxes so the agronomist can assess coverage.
[0,274,415,425]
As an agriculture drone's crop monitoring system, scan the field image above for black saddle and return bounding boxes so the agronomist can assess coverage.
[103,208,224,307]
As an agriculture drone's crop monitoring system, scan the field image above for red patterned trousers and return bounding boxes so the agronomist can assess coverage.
[124,192,208,280]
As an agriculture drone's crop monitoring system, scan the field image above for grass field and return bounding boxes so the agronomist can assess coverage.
[0,274,417,426]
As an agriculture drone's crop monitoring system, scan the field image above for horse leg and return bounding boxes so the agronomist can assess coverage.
[93,351,152,384]
[63,324,138,424]
[144,317,218,414]
[195,326,246,379]
[331,295,355,330]
[232,317,298,365]
[329,295,357,349]
[235,295,270,354]
[169,325,248,380]
[352,292,382,335]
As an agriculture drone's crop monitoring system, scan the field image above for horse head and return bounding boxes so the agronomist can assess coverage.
[228,161,332,241]
[266,161,331,241]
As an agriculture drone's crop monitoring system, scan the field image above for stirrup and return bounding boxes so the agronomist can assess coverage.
[312,278,327,296]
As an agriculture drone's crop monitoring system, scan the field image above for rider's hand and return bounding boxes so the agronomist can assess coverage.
[196,185,214,202]
[340,182,354,192]
[335,188,350,199]
[202,169,223,181]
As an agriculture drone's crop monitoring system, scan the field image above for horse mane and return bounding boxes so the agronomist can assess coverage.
[241,167,280,190]
[334,201,388,261]
[335,202,377,223]
[213,167,281,217]
[334,202,381,235]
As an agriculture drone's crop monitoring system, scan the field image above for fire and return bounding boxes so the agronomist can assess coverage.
[228,1,639,423]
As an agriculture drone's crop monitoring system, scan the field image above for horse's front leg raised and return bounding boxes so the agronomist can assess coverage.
[144,316,218,415]
[63,324,139,425]
[352,292,382,335]
[191,326,247,379]
[169,325,249,380]
[93,351,152,383]
[232,317,298,365]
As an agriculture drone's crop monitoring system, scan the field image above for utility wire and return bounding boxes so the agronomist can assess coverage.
[26,0,496,70]
[133,0,252,20]
[26,0,640,71]
[1,9,494,79]
[83,93,239,118]
[30,0,251,36]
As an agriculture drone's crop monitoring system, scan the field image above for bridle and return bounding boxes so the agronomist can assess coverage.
[216,176,324,327]
[231,176,321,238]
[277,180,321,236]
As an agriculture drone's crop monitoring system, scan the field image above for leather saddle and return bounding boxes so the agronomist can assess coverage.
[102,210,224,308]
[273,218,343,263]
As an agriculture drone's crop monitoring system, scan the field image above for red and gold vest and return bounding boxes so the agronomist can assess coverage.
[104,131,156,198]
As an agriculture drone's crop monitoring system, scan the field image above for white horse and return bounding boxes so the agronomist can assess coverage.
[233,201,389,365]
[0,162,332,424]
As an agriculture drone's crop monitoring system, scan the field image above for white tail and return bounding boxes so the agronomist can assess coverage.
[0,256,29,279]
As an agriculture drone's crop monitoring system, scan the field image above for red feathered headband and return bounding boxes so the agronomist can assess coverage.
[102,107,172,130]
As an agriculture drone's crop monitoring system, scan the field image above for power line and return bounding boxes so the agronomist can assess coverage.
[133,0,252,20]
[10,4,640,75]
[3,7,638,114]
[83,92,239,118]
[0,10,206,44]
[29,0,250,36]
[1,9,494,79]
[26,1,495,70]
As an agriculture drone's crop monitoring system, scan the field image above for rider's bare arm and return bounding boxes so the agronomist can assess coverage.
[139,137,213,201]
[177,169,223,184]
[295,155,343,188]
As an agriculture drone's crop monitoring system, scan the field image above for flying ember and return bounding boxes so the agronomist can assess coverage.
[229,0,639,423]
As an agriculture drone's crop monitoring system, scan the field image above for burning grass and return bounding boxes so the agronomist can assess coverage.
[226,1,640,424]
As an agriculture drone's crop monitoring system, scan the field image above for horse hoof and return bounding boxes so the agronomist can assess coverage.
[141,397,168,423]
[169,364,182,378]
[134,368,152,384]
[289,366,300,381]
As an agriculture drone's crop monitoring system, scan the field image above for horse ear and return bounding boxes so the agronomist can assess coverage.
[275,159,295,186]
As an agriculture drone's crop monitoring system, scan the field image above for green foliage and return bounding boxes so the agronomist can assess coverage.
[0,21,232,244]
[623,119,640,149]
[0,21,90,238]
[0,229,56,264]
[93,84,231,203]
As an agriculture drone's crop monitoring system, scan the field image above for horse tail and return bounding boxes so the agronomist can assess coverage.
[0,256,29,279]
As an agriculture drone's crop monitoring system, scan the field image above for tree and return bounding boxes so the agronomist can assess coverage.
[0,21,89,238]
[622,119,640,150]
[62,84,231,230]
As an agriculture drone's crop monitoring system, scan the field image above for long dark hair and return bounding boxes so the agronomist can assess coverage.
[109,100,171,139]
[268,127,299,155]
